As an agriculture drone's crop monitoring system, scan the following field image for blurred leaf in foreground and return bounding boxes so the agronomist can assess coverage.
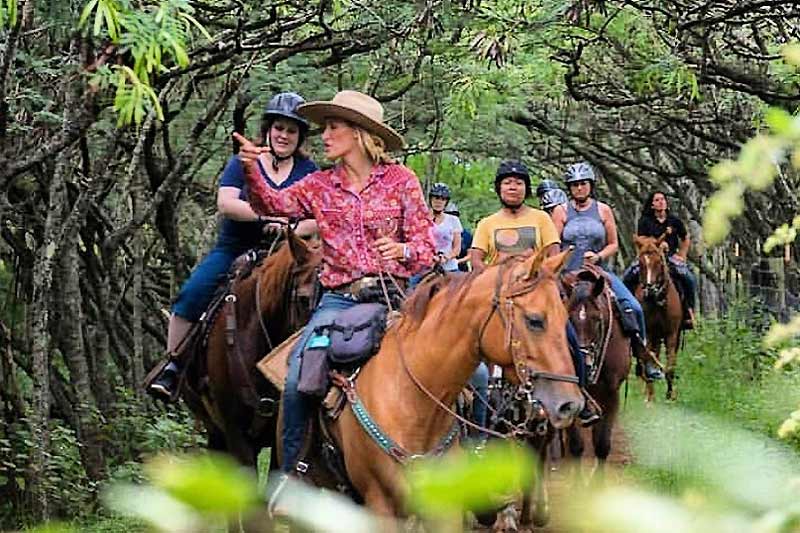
[406,440,536,516]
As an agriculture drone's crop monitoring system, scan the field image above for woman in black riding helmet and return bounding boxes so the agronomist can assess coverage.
[147,92,320,401]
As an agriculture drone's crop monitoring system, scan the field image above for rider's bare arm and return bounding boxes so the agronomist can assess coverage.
[677,231,690,261]
[551,204,567,235]
[217,187,261,221]
[469,248,487,273]
[451,231,462,260]
[596,202,619,262]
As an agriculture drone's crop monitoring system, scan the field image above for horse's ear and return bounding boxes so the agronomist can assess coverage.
[633,235,647,252]
[287,229,310,265]
[525,246,548,279]
[540,247,572,277]
[592,275,606,298]
[656,230,670,246]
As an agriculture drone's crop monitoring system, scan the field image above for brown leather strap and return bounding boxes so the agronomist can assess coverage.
[224,294,262,410]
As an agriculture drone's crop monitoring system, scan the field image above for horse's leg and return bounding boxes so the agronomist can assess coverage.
[363,485,402,533]
[565,424,585,489]
[665,332,680,401]
[591,389,619,480]
[530,443,550,528]
[644,339,657,403]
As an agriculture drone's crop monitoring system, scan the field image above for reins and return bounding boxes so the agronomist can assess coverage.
[396,259,579,441]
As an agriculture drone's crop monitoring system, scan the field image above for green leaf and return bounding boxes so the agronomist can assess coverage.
[145,452,259,515]
[783,43,800,67]
[406,441,537,515]
[181,12,213,42]
[765,108,794,136]
[78,0,100,28]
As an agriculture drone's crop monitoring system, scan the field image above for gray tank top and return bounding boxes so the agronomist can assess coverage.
[561,200,607,272]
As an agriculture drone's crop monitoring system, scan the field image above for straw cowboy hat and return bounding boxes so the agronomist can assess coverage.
[297,90,405,152]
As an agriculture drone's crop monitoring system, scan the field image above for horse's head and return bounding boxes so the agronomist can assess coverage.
[284,223,323,329]
[477,248,584,429]
[562,266,610,372]
[634,233,669,303]
[249,224,322,340]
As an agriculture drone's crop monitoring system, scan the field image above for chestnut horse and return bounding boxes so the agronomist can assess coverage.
[181,231,321,467]
[633,234,682,401]
[291,248,583,521]
[561,266,631,474]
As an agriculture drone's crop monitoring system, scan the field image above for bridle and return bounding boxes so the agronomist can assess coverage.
[568,273,614,385]
[399,258,578,440]
[640,248,670,306]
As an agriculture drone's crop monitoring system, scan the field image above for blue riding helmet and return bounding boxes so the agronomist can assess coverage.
[263,92,309,130]
[430,182,452,199]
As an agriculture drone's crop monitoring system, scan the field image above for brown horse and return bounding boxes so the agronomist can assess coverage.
[182,231,321,467]
[289,248,583,522]
[634,234,682,401]
[561,266,631,475]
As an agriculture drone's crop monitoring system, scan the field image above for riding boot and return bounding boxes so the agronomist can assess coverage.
[683,307,695,330]
[632,335,663,381]
[146,314,194,403]
[579,389,602,427]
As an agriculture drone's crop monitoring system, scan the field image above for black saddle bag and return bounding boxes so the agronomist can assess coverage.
[327,303,388,367]
[297,303,388,396]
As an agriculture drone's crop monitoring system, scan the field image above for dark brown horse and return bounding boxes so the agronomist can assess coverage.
[182,231,321,467]
[286,248,583,525]
[561,266,631,475]
[634,234,682,401]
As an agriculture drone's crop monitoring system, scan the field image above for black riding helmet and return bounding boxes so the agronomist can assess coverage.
[495,159,532,198]
[262,92,309,169]
[535,179,560,199]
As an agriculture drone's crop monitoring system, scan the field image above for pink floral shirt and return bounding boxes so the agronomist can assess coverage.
[245,161,435,288]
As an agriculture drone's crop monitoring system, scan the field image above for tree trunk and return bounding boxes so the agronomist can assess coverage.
[55,230,108,483]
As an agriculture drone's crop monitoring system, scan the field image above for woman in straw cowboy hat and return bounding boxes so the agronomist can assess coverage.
[233,89,436,476]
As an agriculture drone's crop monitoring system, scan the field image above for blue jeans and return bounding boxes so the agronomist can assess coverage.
[282,292,358,472]
[470,363,489,437]
[172,246,244,321]
[606,271,647,342]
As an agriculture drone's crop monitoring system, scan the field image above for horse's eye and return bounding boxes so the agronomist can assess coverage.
[526,314,546,332]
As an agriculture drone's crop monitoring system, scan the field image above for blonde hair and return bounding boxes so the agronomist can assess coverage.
[354,126,394,165]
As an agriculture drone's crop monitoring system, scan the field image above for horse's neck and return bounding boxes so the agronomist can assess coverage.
[356,311,482,451]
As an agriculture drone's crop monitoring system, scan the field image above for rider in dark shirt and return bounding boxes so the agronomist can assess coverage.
[623,191,697,329]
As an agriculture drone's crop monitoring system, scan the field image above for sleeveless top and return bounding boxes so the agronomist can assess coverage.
[561,199,607,272]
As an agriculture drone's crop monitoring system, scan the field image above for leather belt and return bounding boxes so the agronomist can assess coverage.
[331,276,407,300]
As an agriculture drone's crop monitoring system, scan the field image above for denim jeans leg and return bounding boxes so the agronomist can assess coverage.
[607,271,647,342]
[281,292,357,473]
[469,363,489,436]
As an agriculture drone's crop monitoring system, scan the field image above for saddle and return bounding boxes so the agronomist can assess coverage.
[143,238,286,403]
[256,304,401,498]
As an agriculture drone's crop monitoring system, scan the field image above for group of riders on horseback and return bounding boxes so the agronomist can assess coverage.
[144,87,697,519]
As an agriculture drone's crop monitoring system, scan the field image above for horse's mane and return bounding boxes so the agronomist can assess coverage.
[234,241,296,305]
[401,270,480,330]
[400,255,529,332]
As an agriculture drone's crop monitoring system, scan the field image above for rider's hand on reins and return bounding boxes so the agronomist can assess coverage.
[375,237,405,261]
[232,132,268,165]
[583,251,600,265]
